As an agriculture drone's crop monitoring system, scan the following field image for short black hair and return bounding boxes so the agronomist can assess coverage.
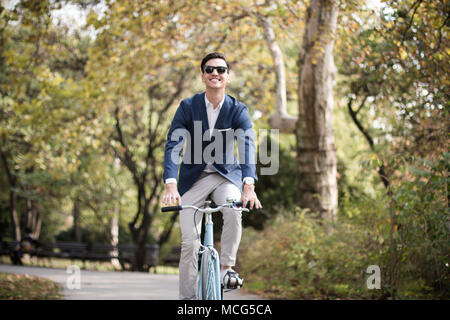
[200,52,230,73]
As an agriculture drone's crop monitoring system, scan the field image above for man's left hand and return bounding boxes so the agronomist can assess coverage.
[241,184,262,210]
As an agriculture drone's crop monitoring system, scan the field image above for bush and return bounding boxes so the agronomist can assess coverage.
[239,206,386,299]
[238,152,449,299]
[387,152,450,298]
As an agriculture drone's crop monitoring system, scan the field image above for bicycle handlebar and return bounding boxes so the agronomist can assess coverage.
[161,205,183,212]
[161,201,251,213]
[233,202,250,208]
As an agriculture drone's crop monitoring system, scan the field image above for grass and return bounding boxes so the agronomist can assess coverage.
[0,272,62,300]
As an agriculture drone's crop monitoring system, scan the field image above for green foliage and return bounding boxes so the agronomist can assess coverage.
[239,205,385,299]
[388,152,450,298]
[0,1,447,295]
[336,0,448,164]
[239,152,449,299]
[0,0,133,245]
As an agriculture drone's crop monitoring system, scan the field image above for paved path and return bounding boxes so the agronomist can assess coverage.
[0,264,265,300]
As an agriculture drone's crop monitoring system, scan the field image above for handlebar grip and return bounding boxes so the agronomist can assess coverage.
[161,205,183,212]
[233,202,251,209]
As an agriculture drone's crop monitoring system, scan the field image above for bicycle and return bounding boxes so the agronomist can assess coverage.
[161,198,249,300]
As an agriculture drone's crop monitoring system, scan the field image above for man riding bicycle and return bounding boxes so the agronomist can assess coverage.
[162,52,262,300]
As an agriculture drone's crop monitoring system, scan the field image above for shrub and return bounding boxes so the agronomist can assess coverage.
[387,152,450,298]
[239,206,385,299]
[238,152,449,299]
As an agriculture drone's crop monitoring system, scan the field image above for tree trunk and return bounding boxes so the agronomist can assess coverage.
[131,212,152,272]
[0,150,21,241]
[73,199,82,242]
[110,157,121,268]
[25,199,42,239]
[129,190,153,272]
[9,188,20,241]
[32,209,42,239]
[110,203,121,268]
[297,0,339,222]
[25,198,33,230]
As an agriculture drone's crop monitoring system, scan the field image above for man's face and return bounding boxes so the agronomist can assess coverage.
[201,58,230,90]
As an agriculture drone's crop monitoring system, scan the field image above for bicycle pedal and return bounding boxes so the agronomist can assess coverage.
[222,271,244,289]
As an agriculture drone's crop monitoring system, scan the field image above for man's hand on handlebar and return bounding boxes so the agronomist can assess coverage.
[162,182,181,206]
[241,184,262,211]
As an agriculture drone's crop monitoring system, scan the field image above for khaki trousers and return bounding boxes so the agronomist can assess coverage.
[178,172,242,300]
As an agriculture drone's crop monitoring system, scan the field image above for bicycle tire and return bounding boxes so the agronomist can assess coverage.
[200,248,221,300]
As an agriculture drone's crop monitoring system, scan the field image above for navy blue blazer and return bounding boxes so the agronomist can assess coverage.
[163,92,258,196]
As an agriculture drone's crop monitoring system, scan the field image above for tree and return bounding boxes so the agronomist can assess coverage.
[296,0,339,223]
[0,0,114,245]
[85,0,248,270]
[0,0,58,242]
[335,0,449,297]
[256,0,339,222]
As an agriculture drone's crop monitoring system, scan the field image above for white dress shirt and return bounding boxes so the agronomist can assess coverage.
[203,95,224,173]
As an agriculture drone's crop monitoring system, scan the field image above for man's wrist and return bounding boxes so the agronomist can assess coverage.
[243,177,255,185]
[243,183,255,191]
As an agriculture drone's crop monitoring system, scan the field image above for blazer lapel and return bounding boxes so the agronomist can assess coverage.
[198,92,209,133]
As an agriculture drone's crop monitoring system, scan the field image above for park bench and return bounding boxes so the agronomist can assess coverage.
[35,242,57,259]
[0,240,159,271]
[87,243,119,262]
[116,244,159,272]
[54,241,89,260]
[0,241,20,257]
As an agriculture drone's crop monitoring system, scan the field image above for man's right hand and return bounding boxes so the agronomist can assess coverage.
[162,183,181,205]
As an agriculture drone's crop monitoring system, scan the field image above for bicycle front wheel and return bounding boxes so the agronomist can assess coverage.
[200,248,222,300]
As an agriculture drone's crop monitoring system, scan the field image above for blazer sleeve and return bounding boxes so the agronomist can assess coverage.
[234,105,258,182]
[163,102,189,182]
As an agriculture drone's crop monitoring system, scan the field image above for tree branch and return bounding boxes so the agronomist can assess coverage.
[114,104,141,187]
[401,0,423,42]
[347,97,389,187]
[257,12,297,133]
[347,96,374,148]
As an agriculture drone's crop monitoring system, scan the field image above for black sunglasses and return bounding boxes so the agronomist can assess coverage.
[203,66,228,74]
